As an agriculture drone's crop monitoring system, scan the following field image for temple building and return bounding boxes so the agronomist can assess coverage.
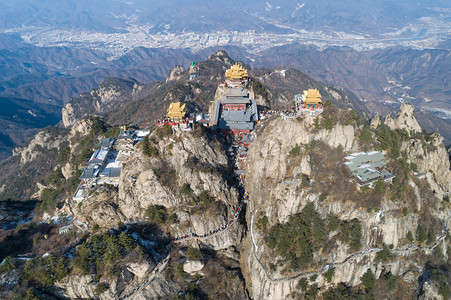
[166,102,187,123]
[303,89,322,108]
[210,87,258,135]
[295,88,324,117]
[157,102,193,131]
[224,64,248,88]
[343,151,394,188]
[225,64,248,81]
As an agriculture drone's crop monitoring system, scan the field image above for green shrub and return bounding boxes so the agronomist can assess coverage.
[374,178,385,195]
[321,114,334,130]
[327,213,339,232]
[0,256,15,274]
[175,264,186,279]
[324,267,335,283]
[256,216,269,231]
[169,213,179,224]
[360,268,375,290]
[289,144,301,156]
[95,283,109,295]
[406,231,414,243]
[297,278,308,292]
[382,272,396,291]
[319,194,327,202]
[186,247,203,261]
[376,244,392,263]
[198,190,213,204]
[416,225,427,244]
[305,283,319,300]
[339,219,362,250]
[359,127,373,142]
[265,203,324,270]
[163,123,173,135]
[145,205,166,224]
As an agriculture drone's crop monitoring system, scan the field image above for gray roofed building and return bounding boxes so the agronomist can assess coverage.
[221,110,253,122]
[99,138,114,147]
[100,167,122,178]
[88,148,110,164]
[225,88,249,97]
[80,168,97,179]
[117,129,136,139]
[218,120,254,131]
[344,151,394,187]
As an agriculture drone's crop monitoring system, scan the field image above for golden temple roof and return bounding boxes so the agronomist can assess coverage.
[225,64,248,81]
[303,89,322,104]
[166,102,187,119]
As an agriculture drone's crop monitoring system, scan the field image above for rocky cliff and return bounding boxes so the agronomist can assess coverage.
[62,77,143,127]
[242,103,450,299]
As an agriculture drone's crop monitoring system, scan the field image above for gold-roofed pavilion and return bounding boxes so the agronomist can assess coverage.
[225,64,248,81]
[303,89,322,107]
[166,102,187,122]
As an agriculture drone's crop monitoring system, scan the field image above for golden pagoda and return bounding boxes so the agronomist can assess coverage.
[303,89,322,108]
[225,64,248,81]
[166,102,187,123]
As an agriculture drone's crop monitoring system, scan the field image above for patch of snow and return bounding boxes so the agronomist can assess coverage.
[130,232,156,250]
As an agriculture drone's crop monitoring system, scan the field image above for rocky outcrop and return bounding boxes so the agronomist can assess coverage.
[242,111,450,299]
[384,114,396,130]
[394,103,422,133]
[402,132,451,195]
[183,260,205,274]
[370,115,381,129]
[13,129,65,165]
[62,102,77,128]
[62,77,142,127]
[71,129,243,250]
[166,65,185,82]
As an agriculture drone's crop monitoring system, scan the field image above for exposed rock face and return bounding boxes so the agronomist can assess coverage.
[403,133,451,194]
[370,115,381,129]
[394,103,422,133]
[13,129,64,165]
[71,129,243,250]
[419,281,444,300]
[384,114,396,130]
[55,275,113,299]
[62,102,77,128]
[62,77,142,127]
[128,261,152,278]
[166,65,185,82]
[183,260,205,274]
[242,113,450,299]
[60,117,99,179]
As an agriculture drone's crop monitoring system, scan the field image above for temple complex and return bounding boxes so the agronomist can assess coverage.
[210,65,258,136]
[295,88,324,117]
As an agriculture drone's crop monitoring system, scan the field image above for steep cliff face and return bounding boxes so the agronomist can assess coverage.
[70,128,243,251]
[242,105,450,299]
[62,77,143,127]
[12,128,65,165]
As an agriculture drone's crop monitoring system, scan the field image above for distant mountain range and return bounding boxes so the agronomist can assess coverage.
[0,37,450,160]
[0,0,448,36]
[0,0,449,159]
